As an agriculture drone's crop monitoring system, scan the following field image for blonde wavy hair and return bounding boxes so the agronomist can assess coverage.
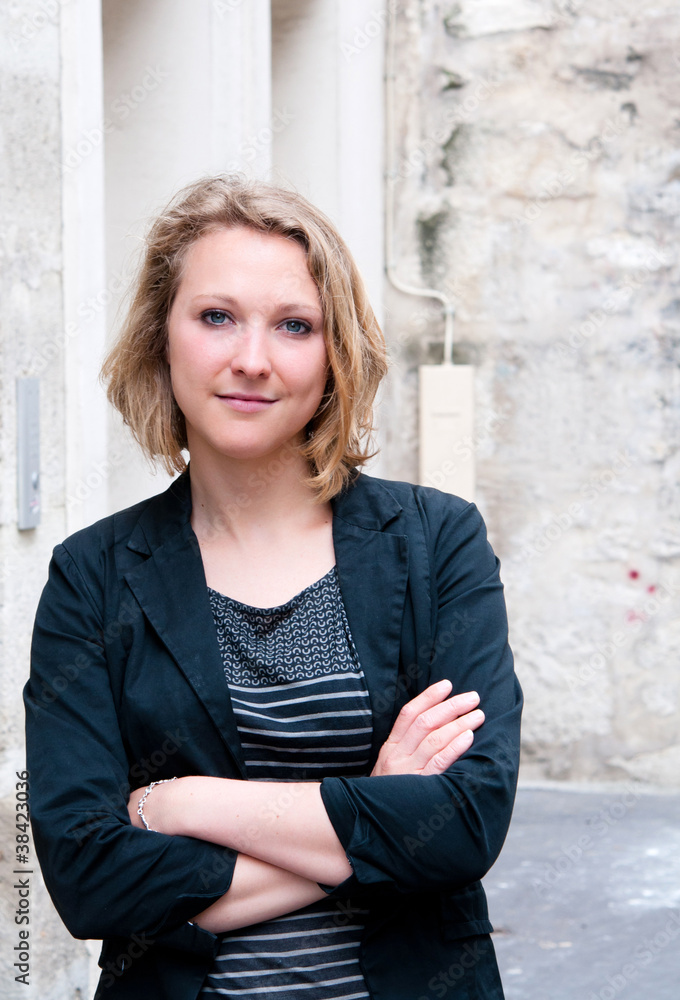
[101,175,388,502]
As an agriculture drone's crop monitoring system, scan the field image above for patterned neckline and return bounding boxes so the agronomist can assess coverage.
[207,565,338,614]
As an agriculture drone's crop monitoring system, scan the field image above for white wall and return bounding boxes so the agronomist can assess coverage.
[61,0,109,536]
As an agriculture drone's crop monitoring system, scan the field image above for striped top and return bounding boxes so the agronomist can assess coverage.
[200,566,373,999]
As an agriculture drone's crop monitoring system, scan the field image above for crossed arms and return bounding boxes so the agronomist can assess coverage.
[127,682,484,932]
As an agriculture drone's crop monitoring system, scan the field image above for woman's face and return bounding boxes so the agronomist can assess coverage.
[166,226,328,467]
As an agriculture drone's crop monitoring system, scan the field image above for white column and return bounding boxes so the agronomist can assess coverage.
[211,0,273,176]
[102,0,274,512]
[336,0,385,330]
[61,0,109,533]
[271,0,386,468]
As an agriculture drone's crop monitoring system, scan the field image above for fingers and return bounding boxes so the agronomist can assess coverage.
[372,682,484,777]
[384,679,454,745]
[420,691,481,735]
[420,728,475,776]
[389,685,481,757]
[414,703,483,759]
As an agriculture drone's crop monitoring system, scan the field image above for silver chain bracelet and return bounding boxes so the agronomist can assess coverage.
[136,776,177,831]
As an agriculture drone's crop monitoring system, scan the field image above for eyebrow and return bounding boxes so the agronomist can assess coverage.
[190,295,322,316]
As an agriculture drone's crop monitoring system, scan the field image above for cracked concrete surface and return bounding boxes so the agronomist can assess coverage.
[485,785,680,999]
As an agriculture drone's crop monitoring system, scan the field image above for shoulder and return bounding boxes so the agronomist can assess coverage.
[349,472,479,532]
[362,473,470,512]
[54,473,189,577]
[57,495,153,563]
[40,479,187,617]
[347,473,495,573]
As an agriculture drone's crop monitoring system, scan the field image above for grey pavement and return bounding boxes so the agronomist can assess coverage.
[484,785,680,1000]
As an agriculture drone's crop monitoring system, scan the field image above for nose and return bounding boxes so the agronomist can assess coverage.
[229,325,272,379]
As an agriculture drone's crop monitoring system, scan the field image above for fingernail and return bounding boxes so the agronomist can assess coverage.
[454,690,478,702]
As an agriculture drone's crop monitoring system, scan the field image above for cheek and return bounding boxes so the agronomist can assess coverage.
[167,332,218,384]
[304,364,329,405]
[280,343,328,397]
[309,342,330,393]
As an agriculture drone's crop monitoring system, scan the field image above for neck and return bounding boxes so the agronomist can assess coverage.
[188,441,325,541]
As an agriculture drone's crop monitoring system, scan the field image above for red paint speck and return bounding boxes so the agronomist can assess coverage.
[628,570,640,580]
[647,585,656,593]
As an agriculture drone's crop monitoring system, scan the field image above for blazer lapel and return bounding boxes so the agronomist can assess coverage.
[332,476,410,763]
[123,479,248,778]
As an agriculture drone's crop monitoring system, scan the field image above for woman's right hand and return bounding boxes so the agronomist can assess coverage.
[371,680,484,777]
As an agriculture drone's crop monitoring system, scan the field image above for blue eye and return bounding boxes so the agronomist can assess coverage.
[282,319,311,335]
[202,309,230,326]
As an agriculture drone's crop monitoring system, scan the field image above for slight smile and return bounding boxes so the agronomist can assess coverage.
[217,393,278,413]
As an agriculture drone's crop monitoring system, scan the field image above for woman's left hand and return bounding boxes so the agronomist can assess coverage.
[371,680,484,777]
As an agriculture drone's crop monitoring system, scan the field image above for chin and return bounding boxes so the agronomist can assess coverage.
[210,437,302,464]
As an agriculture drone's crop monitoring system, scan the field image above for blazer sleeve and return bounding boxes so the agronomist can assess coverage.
[319,497,522,894]
[24,541,236,944]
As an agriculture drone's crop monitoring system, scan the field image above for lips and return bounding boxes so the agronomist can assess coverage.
[220,393,275,401]
[217,393,277,413]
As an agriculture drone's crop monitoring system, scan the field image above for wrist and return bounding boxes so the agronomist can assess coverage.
[137,776,183,834]
[169,775,218,838]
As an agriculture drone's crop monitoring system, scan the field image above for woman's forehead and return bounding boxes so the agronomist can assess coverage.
[176,227,322,310]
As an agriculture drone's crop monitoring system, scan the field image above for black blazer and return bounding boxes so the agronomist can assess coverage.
[25,470,522,1000]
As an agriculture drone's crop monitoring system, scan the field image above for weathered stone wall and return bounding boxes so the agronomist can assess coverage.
[383,0,680,785]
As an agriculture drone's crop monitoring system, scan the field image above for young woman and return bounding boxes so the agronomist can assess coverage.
[25,176,522,1000]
